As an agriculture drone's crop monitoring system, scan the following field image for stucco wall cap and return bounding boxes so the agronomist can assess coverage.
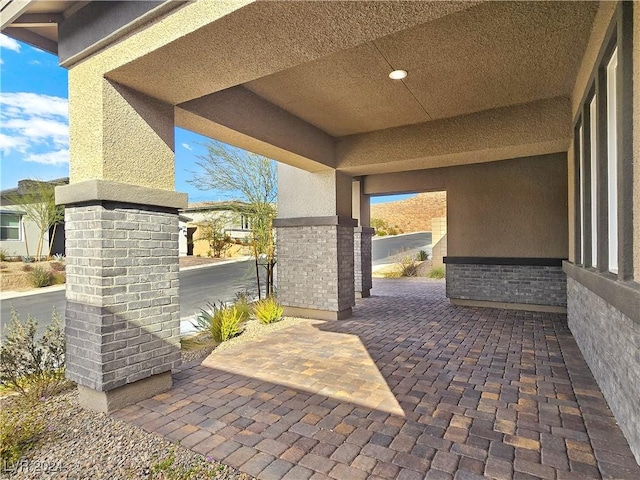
[55,179,188,209]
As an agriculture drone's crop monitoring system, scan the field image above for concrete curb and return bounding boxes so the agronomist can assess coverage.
[372,231,430,240]
[0,284,66,300]
[180,256,252,271]
[0,256,254,300]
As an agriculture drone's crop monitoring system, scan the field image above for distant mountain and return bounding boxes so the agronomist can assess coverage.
[371,191,446,233]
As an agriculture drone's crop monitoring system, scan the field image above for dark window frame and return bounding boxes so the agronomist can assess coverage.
[567,1,639,325]
[572,1,634,282]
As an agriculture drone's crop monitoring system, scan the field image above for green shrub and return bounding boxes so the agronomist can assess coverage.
[0,248,6,262]
[387,227,398,236]
[194,303,243,342]
[0,400,43,468]
[233,291,252,322]
[416,250,428,261]
[253,297,284,325]
[399,256,418,277]
[28,266,52,287]
[51,272,66,285]
[21,256,33,264]
[428,265,446,279]
[0,307,67,402]
[52,253,64,261]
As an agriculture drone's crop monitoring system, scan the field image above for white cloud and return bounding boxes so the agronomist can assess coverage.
[24,149,69,165]
[0,133,28,152]
[0,92,69,164]
[182,143,193,151]
[0,34,20,52]
[0,92,68,119]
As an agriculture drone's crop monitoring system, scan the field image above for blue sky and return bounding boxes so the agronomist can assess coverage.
[0,35,412,204]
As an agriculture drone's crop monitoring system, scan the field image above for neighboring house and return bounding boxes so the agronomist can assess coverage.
[0,178,68,258]
[179,201,252,257]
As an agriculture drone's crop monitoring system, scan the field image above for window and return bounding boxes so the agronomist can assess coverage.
[241,215,250,230]
[578,124,585,265]
[589,95,598,267]
[606,47,618,274]
[0,213,21,241]
[574,3,632,281]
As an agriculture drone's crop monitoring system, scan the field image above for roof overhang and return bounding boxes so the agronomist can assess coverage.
[0,0,84,54]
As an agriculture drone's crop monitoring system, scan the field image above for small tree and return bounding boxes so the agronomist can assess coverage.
[189,141,277,298]
[371,218,388,236]
[195,214,232,258]
[6,180,64,260]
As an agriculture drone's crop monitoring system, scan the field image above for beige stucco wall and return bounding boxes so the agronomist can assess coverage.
[278,164,352,219]
[446,154,568,258]
[365,153,568,259]
[66,1,252,187]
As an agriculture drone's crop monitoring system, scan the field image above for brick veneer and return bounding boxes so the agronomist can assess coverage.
[275,217,355,317]
[64,202,181,392]
[446,263,567,307]
[354,227,373,298]
[567,277,640,462]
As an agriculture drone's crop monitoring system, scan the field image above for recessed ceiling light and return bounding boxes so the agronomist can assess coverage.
[389,69,407,80]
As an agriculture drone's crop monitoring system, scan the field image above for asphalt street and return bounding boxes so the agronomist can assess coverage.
[372,231,433,265]
[1,259,263,337]
[2,233,431,336]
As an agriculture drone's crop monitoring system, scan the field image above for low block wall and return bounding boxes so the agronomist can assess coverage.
[445,258,567,307]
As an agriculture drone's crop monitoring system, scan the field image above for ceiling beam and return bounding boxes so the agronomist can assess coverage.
[3,26,56,53]
[10,12,63,26]
[177,86,336,172]
[336,97,572,176]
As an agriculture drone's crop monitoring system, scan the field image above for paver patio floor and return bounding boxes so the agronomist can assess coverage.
[114,279,640,479]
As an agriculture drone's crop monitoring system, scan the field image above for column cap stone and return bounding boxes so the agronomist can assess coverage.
[55,179,188,209]
[355,226,375,234]
[273,216,357,228]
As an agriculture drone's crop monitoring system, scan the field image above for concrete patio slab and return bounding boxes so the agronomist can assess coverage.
[113,278,640,479]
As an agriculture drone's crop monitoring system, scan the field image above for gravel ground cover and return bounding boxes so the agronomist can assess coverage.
[1,387,253,480]
[2,318,305,480]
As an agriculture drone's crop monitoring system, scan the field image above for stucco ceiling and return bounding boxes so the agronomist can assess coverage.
[244,1,598,137]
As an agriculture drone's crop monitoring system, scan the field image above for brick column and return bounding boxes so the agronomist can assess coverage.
[57,180,187,412]
[274,216,356,320]
[354,226,374,298]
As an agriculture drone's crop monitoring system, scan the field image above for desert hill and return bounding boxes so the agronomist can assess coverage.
[371,191,446,233]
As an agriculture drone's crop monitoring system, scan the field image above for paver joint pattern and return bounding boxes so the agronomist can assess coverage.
[114,279,640,480]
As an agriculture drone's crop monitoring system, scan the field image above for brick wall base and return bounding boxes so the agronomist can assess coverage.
[64,202,181,395]
[446,263,567,307]
[354,227,373,298]
[275,217,355,317]
[567,278,640,462]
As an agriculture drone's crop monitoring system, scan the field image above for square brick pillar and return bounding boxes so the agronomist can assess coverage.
[274,216,356,320]
[56,180,187,413]
[354,226,374,298]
